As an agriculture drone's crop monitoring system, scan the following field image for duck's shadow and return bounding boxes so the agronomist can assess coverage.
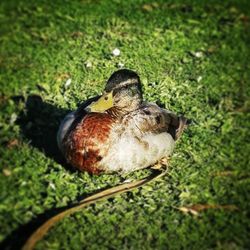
[18,94,72,168]
[1,95,76,250]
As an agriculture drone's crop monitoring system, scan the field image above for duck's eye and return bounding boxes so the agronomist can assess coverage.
[127,86,138,96]
[104,96,108,100]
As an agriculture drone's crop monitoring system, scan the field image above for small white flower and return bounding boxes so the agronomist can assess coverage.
[65,78,72,88]
[118,62,124,68]
[10,113,17,125]
[85,61,92,68]
[197,76,202,82]
[112,48,120,56]
[194,51,203,58]
[49,182,56,190]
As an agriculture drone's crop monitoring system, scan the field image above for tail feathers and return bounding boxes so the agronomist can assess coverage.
[175,116,188,140]
[166,113,188,141]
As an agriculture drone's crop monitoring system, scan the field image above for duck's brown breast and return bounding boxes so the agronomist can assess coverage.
[62,113,115,174]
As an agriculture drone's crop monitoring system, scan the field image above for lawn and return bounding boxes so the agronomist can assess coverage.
[0,0,250,249]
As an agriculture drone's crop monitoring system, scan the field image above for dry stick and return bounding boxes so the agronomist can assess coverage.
[22,169,167,250]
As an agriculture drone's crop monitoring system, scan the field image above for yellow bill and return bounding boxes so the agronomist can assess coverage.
[85,91,114,113]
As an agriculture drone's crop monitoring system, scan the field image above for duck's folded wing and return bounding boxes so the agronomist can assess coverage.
[134,104,187,141]
[57,95,100,152]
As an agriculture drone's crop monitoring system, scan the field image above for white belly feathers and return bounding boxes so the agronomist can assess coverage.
[101,132,175,173]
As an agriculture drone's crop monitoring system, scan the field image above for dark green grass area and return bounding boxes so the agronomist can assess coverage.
[0,0,250,249]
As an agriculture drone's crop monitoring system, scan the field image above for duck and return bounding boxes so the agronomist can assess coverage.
[57,69,187,174]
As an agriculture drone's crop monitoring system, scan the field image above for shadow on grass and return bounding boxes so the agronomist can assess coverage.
[1,95,74,249]
[16,94,73,169]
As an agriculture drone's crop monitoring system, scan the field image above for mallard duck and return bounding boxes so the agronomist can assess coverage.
[57,69,187,174]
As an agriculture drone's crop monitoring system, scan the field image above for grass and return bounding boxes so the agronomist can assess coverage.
[0,0,250,249]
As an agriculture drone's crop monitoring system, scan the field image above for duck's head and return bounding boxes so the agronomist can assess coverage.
[85,69,143,114]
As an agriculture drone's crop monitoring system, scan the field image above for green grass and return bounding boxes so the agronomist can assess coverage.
[0,0,250,249]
